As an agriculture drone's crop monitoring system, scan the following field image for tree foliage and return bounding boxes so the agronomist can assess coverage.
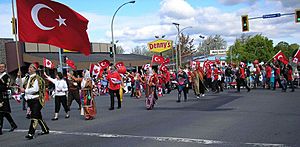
[227,34,274,63]
[227,34,300,64]
[198,35,227,55]
[274,41,299,59]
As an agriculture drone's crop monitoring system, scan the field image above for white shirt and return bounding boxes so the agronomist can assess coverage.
[46,77,68,96]
[16,73,39,100]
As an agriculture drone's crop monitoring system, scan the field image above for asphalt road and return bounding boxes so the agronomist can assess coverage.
[1,88,300,147]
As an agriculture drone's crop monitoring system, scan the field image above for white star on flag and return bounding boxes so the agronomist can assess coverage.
[56,15,66,26]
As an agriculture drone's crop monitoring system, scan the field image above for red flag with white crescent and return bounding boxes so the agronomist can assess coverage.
[16,0,91,55]
[115,62,124,69]
[273,50,289,65]
[159,64,168,72]
[66,58,76,70]
[99,60,110,69]
[152,55,164,64]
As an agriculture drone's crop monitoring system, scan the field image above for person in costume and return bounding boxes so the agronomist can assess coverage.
[68,70,96,120]
[66,71,81,110]
[44,72,69,120]
[17,62,49,139]
[0,63,17,135]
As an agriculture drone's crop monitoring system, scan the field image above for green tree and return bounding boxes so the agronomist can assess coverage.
[274,42,299,59]
[227,34,274,63]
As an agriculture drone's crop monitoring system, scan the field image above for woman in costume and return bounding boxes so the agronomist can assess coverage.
[68,70,96,120]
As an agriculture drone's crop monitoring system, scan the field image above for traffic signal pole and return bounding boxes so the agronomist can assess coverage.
[241,10,299,32]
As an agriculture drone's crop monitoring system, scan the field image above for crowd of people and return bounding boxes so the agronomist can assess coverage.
[0,60,299,139]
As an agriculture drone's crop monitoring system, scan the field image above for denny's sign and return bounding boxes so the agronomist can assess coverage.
[148,39,173,53]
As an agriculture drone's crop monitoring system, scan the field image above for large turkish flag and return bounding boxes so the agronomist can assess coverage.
[16,0,91,55]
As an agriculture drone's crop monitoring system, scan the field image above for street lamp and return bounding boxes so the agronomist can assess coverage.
[199,35,205,58]
[172,23,192,71]
[111,0,135,64]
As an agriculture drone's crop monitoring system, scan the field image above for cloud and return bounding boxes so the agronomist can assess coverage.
[218,0,258,5]
[267,0,300,8]
[0,3,14,39]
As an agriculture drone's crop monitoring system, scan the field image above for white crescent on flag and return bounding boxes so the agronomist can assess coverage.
[31,3,67,31]
[277,55,283,60]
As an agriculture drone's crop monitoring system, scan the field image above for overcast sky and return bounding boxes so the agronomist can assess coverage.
[1,0,300,53]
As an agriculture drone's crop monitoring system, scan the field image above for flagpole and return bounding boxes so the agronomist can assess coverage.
[266,50,281,64]
[294,49,300,58]
[11,0,21,72]
[58,48,63,73]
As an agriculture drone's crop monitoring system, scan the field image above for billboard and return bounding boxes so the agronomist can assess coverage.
[147,39,173,53]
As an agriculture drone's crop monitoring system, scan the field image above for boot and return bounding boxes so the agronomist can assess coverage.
[51,113,58,121]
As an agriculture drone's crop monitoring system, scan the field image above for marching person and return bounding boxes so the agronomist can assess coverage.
[44,72,69,120]
[107,65,122,110]
[17,62,49,139]
[236,64,251,93]
[272,64,282,90]
[176,67,189,102]
[68,70,97,120]
[0,63,17,135]
[66,71,81,110]
[286,64,295,92]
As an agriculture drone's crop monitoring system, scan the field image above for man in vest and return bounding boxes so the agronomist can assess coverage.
[0,62,17,135]
[17,62,49,139]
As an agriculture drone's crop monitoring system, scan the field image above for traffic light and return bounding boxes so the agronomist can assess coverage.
[11,17,17,35]
[109,46,113,58]
[295,9,300,23]
[241,15,249,32]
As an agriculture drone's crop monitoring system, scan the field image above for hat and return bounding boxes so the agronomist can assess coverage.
[30,62,39,70]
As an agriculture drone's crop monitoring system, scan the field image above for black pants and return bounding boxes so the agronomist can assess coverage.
[130,83,135,97]
[212,80,219,92]
[199,80,205,94]
[55,95,69,113]
[0,112,17,132]
[266,77,271,89]
[67,90,81,109]
[287,80,295,91]
[273,77,283,90]
[237,78,250,92]
[178,86,188,101]
[109,89,121,108]
[27,99,49,135]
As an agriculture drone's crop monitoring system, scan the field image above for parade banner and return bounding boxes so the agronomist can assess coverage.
[148,39,173,53]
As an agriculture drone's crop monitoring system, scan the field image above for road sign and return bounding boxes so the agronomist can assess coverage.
[262,13,281,19]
